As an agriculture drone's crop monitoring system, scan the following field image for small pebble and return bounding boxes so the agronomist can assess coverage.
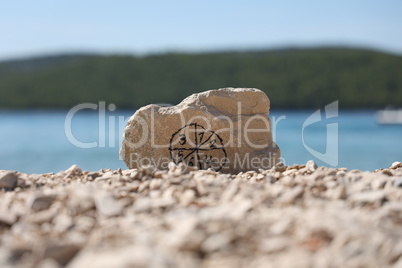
[0,171,19,189]
[306,160,318,173]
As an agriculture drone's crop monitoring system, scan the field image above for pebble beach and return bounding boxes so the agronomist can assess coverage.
[1,161,402,267]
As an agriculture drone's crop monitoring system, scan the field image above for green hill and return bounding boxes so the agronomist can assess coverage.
[0,47,401,109]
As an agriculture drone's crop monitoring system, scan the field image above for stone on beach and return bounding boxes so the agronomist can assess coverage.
[0,171,19,189]
[29,194,57,211]
[120,88,280,173]
[94,190,124,217]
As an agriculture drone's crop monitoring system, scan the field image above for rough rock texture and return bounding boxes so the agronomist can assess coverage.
[0,162,402,267]
[120,88,280,173]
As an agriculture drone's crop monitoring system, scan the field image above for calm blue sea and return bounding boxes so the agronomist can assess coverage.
[0,109,401,173]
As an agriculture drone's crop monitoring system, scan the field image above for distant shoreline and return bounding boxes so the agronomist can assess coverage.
[1,47,401,110]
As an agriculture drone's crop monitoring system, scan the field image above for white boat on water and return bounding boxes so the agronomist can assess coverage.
[376,108,402,125]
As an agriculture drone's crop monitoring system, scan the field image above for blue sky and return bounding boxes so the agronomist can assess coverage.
[1,0,402,60]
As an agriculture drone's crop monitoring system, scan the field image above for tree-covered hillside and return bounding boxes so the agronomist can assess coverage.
[0,48,401,109]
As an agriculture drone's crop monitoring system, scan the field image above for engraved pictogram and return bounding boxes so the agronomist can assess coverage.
[168,123,227,171]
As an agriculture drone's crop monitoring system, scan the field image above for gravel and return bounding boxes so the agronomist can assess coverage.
[0,161,402,268]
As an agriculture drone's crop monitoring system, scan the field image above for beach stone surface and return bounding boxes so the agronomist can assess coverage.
[0,171,19,189]
[0,163,402,267]
[120,88,280,173]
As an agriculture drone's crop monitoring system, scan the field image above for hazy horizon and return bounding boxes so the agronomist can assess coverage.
[0,44,401,63]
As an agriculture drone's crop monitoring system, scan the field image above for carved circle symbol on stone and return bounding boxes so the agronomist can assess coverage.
[169,123,227,171]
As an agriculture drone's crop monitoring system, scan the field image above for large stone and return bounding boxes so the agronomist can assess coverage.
[120,88,280,173]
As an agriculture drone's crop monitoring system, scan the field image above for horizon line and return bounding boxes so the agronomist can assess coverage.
[0,43,401,63]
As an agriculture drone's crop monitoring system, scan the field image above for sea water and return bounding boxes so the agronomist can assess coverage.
[0,110,401,173]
